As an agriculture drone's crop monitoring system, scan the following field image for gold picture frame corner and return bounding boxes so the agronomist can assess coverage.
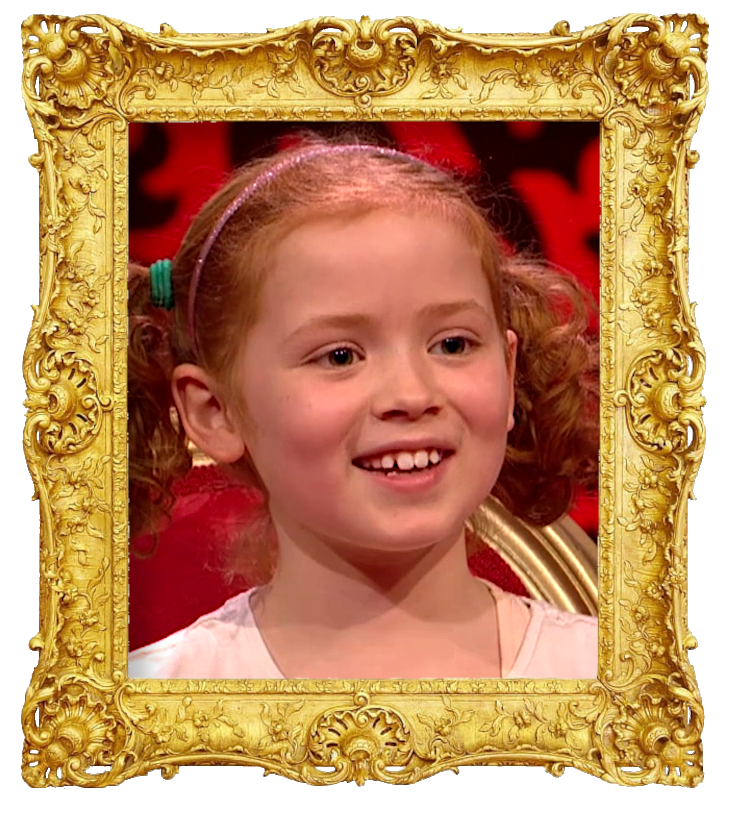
[20,12,707,788]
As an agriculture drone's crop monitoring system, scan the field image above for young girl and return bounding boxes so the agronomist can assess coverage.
[127,138,598,680]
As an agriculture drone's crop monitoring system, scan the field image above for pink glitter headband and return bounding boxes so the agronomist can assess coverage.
[186,143,434,359]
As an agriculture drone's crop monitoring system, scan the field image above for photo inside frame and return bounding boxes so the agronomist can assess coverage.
[127,120,600,672]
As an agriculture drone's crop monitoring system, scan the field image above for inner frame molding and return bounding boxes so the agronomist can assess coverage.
[20,13,707,787]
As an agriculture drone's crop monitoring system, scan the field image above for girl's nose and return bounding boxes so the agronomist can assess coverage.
[372,352,442,420]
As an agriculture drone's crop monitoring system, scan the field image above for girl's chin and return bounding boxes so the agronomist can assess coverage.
[335,522,467,560]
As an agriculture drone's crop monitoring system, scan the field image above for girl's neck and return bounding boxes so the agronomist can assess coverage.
[250,521,502,678]
[261,524,483,626]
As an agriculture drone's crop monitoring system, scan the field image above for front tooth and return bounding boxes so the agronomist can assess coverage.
[414,450,429,469]
[396,452,415,470]
[381,454,396,470]
[429,449,441,464]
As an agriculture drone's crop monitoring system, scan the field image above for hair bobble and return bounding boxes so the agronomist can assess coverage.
[150,259,174,310]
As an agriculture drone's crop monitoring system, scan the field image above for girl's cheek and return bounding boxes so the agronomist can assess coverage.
[452,368,508,410]
[278,396,351,449]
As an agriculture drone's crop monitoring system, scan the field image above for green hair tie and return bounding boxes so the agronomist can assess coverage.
[150,259,174,310]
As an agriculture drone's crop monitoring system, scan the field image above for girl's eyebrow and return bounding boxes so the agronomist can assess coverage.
[286,300,493,342]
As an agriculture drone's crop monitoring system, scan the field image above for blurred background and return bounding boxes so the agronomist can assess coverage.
[128,120,600,649]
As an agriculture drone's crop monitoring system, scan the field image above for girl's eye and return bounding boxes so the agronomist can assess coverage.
[312,337,478,366]
[433,336,478,355]
[316,346,360,368]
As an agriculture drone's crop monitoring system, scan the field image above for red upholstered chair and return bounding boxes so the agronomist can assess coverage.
[129,464,597,652]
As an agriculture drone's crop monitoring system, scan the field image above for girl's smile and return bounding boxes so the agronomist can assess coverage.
[231,209,516,559]
[353,446,455,494]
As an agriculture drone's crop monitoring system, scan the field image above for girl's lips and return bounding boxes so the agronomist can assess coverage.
[353,452,454,493]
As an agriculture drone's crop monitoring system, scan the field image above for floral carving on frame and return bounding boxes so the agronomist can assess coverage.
[21,13,707,787]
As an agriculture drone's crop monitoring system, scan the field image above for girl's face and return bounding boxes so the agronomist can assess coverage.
[233,209,516,559]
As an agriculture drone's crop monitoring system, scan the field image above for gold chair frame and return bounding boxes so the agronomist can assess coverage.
[473,499,598,616]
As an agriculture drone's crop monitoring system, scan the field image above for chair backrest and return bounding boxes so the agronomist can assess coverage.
[467,496,598,615]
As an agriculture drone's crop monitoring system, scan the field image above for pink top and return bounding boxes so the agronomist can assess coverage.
[128,581,597,680]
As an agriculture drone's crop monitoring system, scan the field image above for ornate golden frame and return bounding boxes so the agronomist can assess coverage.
[20,13,707,787]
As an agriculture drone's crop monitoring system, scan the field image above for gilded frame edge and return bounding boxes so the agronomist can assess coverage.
[19,12,708,787]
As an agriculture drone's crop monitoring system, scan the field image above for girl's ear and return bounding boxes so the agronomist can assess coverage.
[505,330,518,433]
[170,363,246,464]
